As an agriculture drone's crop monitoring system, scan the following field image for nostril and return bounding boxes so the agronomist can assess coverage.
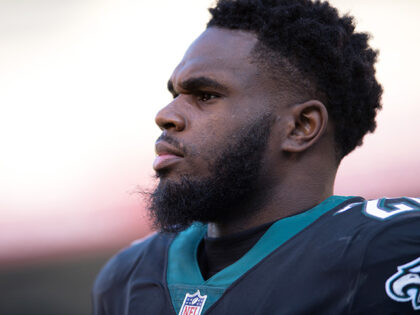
[163,122,176,130]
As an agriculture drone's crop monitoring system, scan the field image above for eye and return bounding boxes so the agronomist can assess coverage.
[197,92,218,102]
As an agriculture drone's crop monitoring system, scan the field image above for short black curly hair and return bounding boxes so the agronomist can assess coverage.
[207,0,383,159]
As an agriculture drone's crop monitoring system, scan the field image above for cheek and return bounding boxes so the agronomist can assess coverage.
[183,122,233,170]
[183,101,257,167]
[189,114,231,147]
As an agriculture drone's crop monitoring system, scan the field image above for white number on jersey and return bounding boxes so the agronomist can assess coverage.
[363,197,420,220]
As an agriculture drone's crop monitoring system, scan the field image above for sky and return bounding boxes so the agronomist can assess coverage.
[0,0,419,264]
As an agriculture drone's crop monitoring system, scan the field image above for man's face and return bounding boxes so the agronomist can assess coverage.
[148,28,283,232]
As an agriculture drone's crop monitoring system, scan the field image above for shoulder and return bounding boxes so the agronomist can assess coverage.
[355,197,420,281]
[92,232,171,296]
[308,196,420,254]
[332,196,420,234]
[92,232,176,314]
[359,197,420,249]
[338,197,420,313]
[332,196,420,265]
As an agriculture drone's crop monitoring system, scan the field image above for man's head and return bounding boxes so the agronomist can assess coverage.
[208,0,383,159]
[148,0,382,232]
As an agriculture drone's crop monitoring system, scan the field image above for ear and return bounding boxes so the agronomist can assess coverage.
[281,100,329,153]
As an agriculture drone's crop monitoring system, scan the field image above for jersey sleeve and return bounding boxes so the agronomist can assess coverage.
[349,214,420,314]
[92,236,154,315]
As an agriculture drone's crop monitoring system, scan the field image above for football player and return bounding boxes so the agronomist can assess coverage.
[93,0,420,314]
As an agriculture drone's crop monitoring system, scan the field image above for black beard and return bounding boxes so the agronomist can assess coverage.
[146,114,273,233]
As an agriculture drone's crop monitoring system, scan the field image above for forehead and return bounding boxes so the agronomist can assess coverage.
[170,27,259,86]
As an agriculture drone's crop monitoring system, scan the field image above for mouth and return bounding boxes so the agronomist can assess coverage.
[153,141,184,171]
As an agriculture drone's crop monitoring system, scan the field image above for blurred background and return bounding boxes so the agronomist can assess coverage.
[0,0,419,314]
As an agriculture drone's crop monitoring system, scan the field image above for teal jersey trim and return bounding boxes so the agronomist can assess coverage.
[167,195,352,314]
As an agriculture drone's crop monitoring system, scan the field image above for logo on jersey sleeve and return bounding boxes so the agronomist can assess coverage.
[179,290,207,315]
[385,257,420,310]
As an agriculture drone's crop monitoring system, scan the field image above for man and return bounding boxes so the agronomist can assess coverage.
[93,0,420,314]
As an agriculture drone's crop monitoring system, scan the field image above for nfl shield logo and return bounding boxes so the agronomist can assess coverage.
[178,290,207,315]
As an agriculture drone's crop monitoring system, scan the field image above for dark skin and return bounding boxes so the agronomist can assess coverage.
[155,27,338,238]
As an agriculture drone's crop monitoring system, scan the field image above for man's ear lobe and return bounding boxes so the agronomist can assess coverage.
[281,100,329,153]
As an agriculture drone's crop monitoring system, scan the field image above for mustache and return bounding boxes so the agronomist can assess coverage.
[156,134,187,155]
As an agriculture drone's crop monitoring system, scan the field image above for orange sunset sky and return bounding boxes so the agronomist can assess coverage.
[0,0,419,264]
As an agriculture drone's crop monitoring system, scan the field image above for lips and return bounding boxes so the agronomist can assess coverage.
[153,141,184,171]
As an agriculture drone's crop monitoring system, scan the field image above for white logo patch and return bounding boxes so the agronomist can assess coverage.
[179,290,207,315]
[385,257,420,310]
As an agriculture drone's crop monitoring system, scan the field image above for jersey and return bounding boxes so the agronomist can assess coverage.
[92,195,420,314]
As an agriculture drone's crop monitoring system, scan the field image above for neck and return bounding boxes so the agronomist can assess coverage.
[207,162,337,238]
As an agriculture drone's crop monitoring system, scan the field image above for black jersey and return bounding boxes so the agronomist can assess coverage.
[92,195,420,314]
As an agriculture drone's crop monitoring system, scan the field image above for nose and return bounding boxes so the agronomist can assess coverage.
[155,102,186,132]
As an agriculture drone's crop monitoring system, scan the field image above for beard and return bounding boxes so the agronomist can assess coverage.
[146,114,273,233]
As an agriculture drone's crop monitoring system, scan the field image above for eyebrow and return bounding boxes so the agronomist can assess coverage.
[167,76,228,95]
